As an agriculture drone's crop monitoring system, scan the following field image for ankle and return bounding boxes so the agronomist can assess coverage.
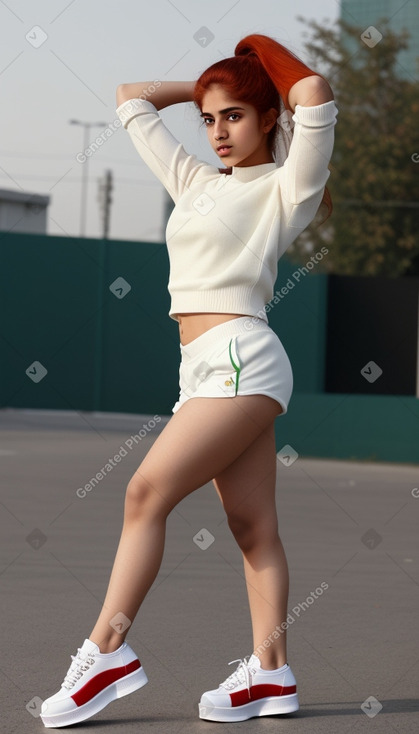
[254,653,287,671]
[89,631,127,654]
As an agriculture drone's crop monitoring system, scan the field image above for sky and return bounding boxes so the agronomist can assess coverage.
[1,0,343,243]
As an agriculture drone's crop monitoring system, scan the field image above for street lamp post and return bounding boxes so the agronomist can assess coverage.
[69,120,108,237]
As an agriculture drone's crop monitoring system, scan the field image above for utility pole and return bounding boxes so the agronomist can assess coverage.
[98,169,113,239]
[69,119,108,237]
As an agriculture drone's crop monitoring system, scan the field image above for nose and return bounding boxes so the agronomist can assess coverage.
[213,120,227,141]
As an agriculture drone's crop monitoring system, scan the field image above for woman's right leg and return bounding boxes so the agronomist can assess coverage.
[89,393,280,653]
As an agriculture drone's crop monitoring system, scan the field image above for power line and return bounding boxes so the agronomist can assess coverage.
[0,150,151,166]
[0,173,161,186]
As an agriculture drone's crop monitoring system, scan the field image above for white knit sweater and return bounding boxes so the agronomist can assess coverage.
[116,97,338,322]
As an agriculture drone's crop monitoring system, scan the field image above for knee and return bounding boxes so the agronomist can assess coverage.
[227,512,278,553]
[227,512,257,552]
[124,474,167,521]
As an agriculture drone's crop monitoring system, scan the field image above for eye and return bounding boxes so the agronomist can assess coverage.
[203,113,241,125]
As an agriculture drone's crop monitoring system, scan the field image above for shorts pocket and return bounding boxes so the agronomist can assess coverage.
[184,336,243,399]
[196,337,241,398]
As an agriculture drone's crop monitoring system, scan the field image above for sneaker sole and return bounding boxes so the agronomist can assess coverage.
[40,666,148,728]
[199,692,299,722]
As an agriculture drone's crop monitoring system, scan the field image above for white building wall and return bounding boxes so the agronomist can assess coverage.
[0,189,50,234]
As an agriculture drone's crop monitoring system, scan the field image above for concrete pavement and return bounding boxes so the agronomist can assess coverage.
[1,408,418,734]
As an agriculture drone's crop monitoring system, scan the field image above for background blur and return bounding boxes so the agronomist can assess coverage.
[1,0,419,462]
[1,0,342,242]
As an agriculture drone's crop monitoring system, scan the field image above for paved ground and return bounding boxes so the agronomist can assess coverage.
[1,408,418,734]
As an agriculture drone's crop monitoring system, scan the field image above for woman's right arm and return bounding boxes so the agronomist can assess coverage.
[116,81,195,110]
[115,80,215,203]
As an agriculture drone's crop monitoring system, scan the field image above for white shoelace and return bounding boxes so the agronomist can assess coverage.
[62,648,96,689]
[220,657,255,699]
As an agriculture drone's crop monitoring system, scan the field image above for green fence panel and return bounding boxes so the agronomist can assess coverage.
[1,231,418,464]
[99,238,179,414]
[275,392,419,464]
[268,258,328,393]
[1,232,103,411]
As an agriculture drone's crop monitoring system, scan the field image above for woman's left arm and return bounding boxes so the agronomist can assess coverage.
[276,75,337,253]
[288,75,334,111]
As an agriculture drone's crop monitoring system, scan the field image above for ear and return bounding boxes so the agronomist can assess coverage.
[262,107,279,134]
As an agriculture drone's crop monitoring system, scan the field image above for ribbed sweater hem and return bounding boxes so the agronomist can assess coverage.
[169,290,269,323]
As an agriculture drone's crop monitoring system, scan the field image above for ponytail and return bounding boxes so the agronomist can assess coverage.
[194,33,332,222]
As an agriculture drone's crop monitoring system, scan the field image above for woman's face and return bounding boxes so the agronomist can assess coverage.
[201,84,277,167]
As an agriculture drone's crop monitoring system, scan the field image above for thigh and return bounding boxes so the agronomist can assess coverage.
[212,421,278,530]
[129,394,279,515]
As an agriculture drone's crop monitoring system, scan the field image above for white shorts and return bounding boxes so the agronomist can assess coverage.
[172,316,293,416]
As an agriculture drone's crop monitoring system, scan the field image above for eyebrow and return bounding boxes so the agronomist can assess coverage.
[200,107,245,117]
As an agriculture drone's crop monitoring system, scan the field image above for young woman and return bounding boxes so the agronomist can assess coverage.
[40,33,336,727]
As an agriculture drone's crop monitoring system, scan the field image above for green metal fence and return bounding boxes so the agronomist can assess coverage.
[1,231,418,463]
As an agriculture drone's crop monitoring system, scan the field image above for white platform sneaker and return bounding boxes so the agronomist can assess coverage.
[199,654,299,722]
[40,638,148,728]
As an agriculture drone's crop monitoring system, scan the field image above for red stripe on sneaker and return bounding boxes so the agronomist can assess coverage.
[230,683,297,707]
[71,659,141,707]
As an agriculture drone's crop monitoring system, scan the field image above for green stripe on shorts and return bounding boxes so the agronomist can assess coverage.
[228,338,241,396]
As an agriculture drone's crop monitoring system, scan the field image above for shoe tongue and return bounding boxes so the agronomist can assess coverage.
[247,654,261,669]
[80,638,100,655]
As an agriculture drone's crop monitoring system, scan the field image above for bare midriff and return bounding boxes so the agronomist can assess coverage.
[176,313,244,346]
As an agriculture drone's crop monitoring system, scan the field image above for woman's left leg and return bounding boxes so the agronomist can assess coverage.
[213,420,289,670]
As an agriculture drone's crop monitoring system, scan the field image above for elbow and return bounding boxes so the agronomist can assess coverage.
[289,75,334,110]
[116,84,129,107]
[305,76,334,106]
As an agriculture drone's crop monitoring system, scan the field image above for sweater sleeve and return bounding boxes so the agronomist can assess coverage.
[277,100,338,241]
[116,98,216,203]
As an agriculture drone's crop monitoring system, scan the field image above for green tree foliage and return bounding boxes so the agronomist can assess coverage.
[288,17,419,276]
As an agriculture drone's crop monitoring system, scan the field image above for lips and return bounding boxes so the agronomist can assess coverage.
[217,145,232,152]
